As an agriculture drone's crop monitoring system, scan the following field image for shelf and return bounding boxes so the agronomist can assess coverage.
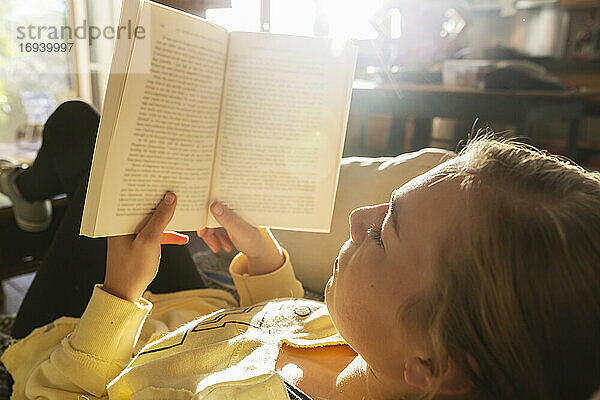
[467,0,561,11]
[559,0,600,7]
[467,0,600,11]
[535,137,600,151]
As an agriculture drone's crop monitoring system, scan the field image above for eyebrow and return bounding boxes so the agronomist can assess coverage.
[390,190,400,238]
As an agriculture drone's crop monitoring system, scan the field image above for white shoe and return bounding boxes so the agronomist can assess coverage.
[0,159,52,232]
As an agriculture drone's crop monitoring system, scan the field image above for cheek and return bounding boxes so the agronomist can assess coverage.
[326,249,386,343]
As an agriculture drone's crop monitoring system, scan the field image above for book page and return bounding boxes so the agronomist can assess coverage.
[207,33,357,232]
[90,1,228,237]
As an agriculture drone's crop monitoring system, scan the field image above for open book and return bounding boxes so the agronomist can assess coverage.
[80,0,357,238]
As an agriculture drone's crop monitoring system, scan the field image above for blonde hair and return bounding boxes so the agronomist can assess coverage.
[407,137,600,399]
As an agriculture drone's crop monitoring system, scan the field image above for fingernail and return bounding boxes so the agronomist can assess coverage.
[163,192,175,205]
[212,202,224,216]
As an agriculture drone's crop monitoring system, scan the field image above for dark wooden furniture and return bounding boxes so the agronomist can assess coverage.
[349,82,600,162]
[560,0,600,7]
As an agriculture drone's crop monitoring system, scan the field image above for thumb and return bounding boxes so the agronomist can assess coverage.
[210,201,262,254]
[140,192,177,242]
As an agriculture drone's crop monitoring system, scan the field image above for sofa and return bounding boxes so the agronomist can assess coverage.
[272,147,453,294]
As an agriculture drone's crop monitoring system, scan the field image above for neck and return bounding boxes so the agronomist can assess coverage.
[334,355,370,400]
[335,356,413,400]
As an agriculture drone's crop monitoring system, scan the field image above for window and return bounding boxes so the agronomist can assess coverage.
[206,0,261,32]
[0,0,75,148]
[64,0,401,118]
[206,0,381,39]
[69,0,121,109]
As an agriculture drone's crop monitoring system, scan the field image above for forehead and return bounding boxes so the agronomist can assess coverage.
[391,164,458,210]
[388,168,465,253]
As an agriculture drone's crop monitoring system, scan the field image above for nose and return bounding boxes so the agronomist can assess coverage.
[349,203,389,245]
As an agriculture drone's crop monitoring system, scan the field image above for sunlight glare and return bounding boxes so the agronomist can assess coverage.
[270,0,316,36]
[280,363,304,382]
[205,0,261,32]
[324,0,382,40]
[390,8,402,39]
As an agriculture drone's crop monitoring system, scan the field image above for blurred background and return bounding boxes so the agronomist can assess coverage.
[0,0,599,167]
[0,0,600,313]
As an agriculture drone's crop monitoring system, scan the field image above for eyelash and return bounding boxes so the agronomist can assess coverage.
[367,223,385,249]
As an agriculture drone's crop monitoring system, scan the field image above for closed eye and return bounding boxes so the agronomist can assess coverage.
[367,223,384,249]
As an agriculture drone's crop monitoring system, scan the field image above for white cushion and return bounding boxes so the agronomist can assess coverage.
[272,148,454,293]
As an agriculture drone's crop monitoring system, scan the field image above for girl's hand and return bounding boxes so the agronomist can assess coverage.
[196,202,284,276]
[103,192,189,302]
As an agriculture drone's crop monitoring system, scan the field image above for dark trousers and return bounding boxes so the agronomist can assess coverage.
[11,101,206,339]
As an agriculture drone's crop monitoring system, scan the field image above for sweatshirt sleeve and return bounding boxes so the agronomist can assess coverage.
[229,237,304,306]
[1,284,152,399]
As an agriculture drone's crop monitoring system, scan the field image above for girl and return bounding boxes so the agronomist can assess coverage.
[0,101,598,399]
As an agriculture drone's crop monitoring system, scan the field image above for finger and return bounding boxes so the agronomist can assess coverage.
[196,227,220,238]
[201,228,217,244]
[220,229,234,252]
[160,231,189,245]
[210,202,258,249]
[215,229,233,252]
[196,228,208,238]
[201,232,221,253]
[139,192,177,242]
[214,229,231,252]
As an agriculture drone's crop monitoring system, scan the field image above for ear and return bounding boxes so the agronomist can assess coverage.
[404,356,474,396]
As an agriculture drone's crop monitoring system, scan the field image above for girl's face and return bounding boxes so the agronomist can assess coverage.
[324,163,465,393]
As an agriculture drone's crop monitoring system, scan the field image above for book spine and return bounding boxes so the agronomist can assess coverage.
[204,33,231,222]
[79,0,145,237]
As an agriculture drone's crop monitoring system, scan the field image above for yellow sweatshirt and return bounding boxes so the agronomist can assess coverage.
[1,243,347,399]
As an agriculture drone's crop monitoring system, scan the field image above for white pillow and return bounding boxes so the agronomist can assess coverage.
[272,148,454,293]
